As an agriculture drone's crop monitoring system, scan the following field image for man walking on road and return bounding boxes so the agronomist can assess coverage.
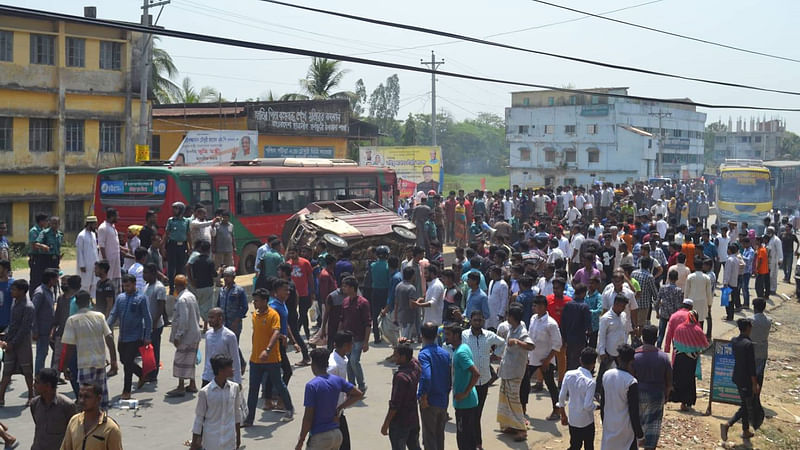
[61,383,123,450]
[417,321,451,450]
[190,354,242,450]
[381,343,421,450]
[97,208,123,291]
[30,368,76,450]
[107,274,152,400]
[0,279,34,406]
[462,310,504,449]
[169,275,202,397]
[31,268,58,375]
[445,323,481,450]
[339,276,371,393]
[721,318,761,443]
[76,216,99,294]
[202,308,242,386]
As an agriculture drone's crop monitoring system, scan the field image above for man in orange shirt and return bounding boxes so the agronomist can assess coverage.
[243,288,294,426]
[546,278,572,383]
[682,236,697,272]
[753,236,770,299]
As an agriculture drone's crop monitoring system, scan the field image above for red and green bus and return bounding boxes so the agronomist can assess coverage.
[94,158,399,273]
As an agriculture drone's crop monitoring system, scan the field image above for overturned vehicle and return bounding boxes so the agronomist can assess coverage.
[282,199,417,279]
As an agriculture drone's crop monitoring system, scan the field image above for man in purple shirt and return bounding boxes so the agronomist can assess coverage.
[573,253,602,288]
[339,276,371,391]
[295,348,363,450]
[381,343,421,449]
[632,324,672,450]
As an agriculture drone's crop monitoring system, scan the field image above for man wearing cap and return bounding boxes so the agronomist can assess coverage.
[218,266,248,370]
[75,216,99,294]
[164,202,191,295]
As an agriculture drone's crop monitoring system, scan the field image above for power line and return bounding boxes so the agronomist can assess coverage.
[530,0,800,64]
[4,4,800,112]
[260,0,800,97]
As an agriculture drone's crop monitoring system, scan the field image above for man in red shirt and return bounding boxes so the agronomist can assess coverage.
[339,276,371,392]
[286,248,315,340]
[546,277,572,383]
[444,191,457,245]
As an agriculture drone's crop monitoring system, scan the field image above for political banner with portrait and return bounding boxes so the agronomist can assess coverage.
[359,146,443,198]
[169,130,259,166]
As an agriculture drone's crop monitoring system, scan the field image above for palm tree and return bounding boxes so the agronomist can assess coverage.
[283,57,355,102]
[173,77,223,103]
[150,38,180,104]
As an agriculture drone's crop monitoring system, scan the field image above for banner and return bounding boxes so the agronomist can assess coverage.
[264,145,335,158]
[359,146,443,198]
[135,144,150,163]
[709,339,741,405]
[246,100,350,137]
[169,130,259,166]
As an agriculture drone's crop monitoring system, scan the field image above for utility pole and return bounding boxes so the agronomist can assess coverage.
[421,51,444,146]
[138,0,170,164]
[649,110,671,177]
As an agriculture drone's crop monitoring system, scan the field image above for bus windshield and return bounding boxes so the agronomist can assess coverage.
[99,173,169,207]
[719,171,771,203]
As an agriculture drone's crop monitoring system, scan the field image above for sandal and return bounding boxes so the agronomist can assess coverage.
[166,389,186,397]
[513,432,527,442]
[185,386,198,393]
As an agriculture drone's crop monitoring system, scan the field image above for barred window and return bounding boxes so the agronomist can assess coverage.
[99,121,122,153]
[0,31,12,62]
[65,119,84,152]
[30,34,55,65]
[29,118,53,152]
[0,202,11,235]
[66,37,85,67]
[99,41,121,70]
[28,201,54,229]
[65,200,85,233]
[0,117,11,151]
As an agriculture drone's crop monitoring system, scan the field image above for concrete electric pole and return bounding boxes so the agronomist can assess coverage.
[649,110,671,177]
[421,51,444,146]
[138,0,170,164]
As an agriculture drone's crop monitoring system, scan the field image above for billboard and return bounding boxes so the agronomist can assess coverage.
[359,146,443,198]
[169,130,259,166]
[264,145,335,158]
[246,100,350,137]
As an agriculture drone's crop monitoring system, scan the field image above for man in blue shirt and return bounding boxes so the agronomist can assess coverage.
[107,273,152,399]
[740,237,755,309]
[464,272,490,320]
[418,322,451,450]
[0,260,12,333]
[460,256,487,292]
[369,246,391,344]
[334,249,355,286]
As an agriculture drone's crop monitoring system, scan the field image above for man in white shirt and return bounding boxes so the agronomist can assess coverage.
[766,226,783,294]
[574,191,585,212]
[601,270,638,331]
[716,226,731,278]
[655,214,668,239]
[547,239,566,265]
[650,200,667,219]
[190,354,242,450]
[129,247,147,294]
[537,264,556,297]
[684,260,713,329]
[596,294,630,394]
[557,347,598,449]
[534,190,550,216]
[75,216,99,294]
[486,267,509,330]
[415,265,446,326]
[564,201,582,228]
[524,296,562,419]
[668,253,691,291]
[189,206,218,250]
[202,308,242,386]
[502,195,514,221]
[561,188,574,212]
[651,185,663,204]
[327,331,353,450]
[569,226,585,274]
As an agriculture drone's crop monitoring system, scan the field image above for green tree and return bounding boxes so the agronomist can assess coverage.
[150,38,180,104]
[173,77,223,103]
[352,79,367,117]
[401,113,417,145]
[300,57,354,100]
[779,132,800,160]
[704,121,727,165]
[368,74,401,134]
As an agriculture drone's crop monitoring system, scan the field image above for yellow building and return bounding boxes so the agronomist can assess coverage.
[0,10,145,242]
[152,100,379,161]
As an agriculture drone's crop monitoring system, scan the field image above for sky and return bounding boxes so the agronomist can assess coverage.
[9,0,800,131]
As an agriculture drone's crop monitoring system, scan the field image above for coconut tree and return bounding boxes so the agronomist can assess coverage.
[282,57,355,102]
[150,38,180,104]
[173,77,223,104]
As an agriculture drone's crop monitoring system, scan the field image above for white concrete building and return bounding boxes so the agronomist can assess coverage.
[507,87,707,188]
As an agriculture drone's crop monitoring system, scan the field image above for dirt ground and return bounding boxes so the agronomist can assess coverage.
[535,289,800,450]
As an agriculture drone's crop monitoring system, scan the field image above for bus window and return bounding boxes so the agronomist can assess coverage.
[381,184,394,209]
[236,178,273,215]
[217,186,230,213]
[348,176,377,201]
[313,177,346,202]
[190,178,214,209]
[275,178,312,212]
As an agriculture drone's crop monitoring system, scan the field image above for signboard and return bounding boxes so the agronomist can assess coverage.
[580,105,609,116]
[169,130,258,166]
[135,144,150,163]
[246,100,350,136]
[663,138,691,150]
[100,179,167,196]
[705,339,741,415]
[359,146,443,198]
[264,145,335,158]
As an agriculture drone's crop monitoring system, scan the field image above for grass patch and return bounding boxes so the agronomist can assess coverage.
[442,173,509,193]
[10,244,76,272]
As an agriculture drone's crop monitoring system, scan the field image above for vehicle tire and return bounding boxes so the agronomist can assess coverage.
[322,233,348,248]
[391,225,416,241]
[240,242,259,275]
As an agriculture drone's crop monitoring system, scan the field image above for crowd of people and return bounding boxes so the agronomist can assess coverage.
[0,177,792,449]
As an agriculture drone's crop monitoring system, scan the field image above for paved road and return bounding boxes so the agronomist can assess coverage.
[0,250,792,449]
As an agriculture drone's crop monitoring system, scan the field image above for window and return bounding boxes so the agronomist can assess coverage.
[65,37,85,67]
[754,135,762,143]
[99,41,121,70]
[276,178,313,212]
[518,125,529,134]
[544,125,554,134]
[544,176,554,187]
[65,119,84,153]
[236,178,274,215]
[64,200,85,233]
[522,97,530,106]
[672,129,682,137]
[0,117,11,151]
[591,95,599,105]
[565,149,576,162]
[99,121,122,153]
[587,148,600,163]
[715,136,726,143]
[569,95,577,105]
[548,97,555,106]
[648,139,652,149]
[313,177,346,201]
[740,136,749,143]
[754,150,762,157]
[544,148,556,162]
[519,147,531,161]
[29,34,55,65]
[190,178,214,210]
[217,186,230,213]
[29,118,53,152]
[28,201,54,229]
[564,125,576,134]
[151,135,161,160]
[347,176,378,201]
[564,178,576,186]
[0,31,12,62]
[0,202,11,235]
[587,124,597,134]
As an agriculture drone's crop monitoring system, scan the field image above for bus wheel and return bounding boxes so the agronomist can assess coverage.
[240,243,259,275]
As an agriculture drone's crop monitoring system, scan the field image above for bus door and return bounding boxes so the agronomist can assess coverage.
[214,176,234,214]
